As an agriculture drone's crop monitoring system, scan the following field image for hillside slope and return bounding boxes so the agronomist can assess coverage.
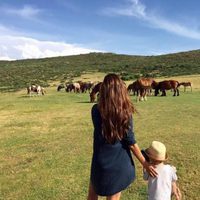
[0,49,200,91]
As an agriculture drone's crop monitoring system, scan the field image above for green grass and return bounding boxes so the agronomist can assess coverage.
[0,82,199,200]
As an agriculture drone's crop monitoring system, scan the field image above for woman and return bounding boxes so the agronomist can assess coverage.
[87,74,157,200]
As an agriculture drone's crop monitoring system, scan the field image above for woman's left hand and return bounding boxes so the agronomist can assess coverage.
[143,161,157,177]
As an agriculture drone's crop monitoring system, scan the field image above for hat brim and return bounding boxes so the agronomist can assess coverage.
[145,148,168,162]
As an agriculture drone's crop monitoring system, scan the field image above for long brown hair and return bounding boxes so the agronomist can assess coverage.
[98,74,135,144]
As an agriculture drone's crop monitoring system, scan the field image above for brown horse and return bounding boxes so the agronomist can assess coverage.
[155,80,179,96]
[179,82,192,92]
[134,78,157,101]
[65,83,74,92]
[90,82,102,102]
[80,81,94,93]
[127,81,140,96]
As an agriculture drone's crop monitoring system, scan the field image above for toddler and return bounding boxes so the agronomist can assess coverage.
[142,141,182,200]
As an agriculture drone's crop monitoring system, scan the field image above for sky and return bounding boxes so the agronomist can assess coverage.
[0,0,200,60]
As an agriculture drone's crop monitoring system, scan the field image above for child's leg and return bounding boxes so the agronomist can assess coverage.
[87,182,98,200]
[106,192,121,200]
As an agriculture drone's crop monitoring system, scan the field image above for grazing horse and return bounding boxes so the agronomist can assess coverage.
[57,84,65,91]
[66,83,74,92]
[127,83,133,94]
[134,78,157,101]
[127,82,140,96]
[27,85,45,96]
[90,82,102,102]
[66,82,81,93]
[155,80,179,96]
[73,82,81,93]
[179,82,192,92]
[80,81,94,93]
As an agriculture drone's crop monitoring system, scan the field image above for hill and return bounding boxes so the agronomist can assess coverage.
[0,49,200,91]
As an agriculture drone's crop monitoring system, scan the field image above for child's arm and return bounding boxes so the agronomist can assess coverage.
[171,165,181,200]
[172,182,182,200]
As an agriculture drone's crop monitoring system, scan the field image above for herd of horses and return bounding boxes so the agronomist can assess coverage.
[89,79,192,102]
[27,79,192,103]
[57,81,95,93]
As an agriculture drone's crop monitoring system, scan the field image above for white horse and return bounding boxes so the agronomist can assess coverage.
[27,85,45,96]
[73,82,81,93]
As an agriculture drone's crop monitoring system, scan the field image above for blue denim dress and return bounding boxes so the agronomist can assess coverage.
[90,104,136,196]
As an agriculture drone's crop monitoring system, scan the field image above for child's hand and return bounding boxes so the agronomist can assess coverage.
[174,187,182,200]
[175,187,182,200]
[172,182,182,200]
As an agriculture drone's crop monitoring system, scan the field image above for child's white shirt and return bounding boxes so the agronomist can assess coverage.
[143,163,177,200]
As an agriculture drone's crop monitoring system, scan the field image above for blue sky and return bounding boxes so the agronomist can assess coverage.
[0,0,200,60]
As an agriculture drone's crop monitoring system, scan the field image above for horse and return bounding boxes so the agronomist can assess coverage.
[80,81,94,93]
[179,82,192,92]
[90,82,102,102]
[134,78,157,101]
[27,85,45,96]
[57,84,65,91]
[155,80,179,96]
[65,83,74,92]
[127,82,140,96]
[127,83,133,94]
[73,82,81,93]
[66,82,81,93]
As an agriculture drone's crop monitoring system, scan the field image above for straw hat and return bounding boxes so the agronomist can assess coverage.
[145,141,168,161]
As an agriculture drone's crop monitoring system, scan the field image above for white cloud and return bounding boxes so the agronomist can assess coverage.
[0,55,13,61]
[102,0,200,40]
[0,24,102,60]
[101,0,146,18]
[0,35,102,60]
[1,5,42,19]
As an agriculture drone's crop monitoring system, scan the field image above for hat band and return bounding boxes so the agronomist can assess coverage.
[147,148,167,161]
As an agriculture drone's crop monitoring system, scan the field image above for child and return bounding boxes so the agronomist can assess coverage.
[142,141,182,200]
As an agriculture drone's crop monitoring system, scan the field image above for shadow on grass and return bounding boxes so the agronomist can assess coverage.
[18,95,45,98]
[18,95,31,98]
[76,101,92,104]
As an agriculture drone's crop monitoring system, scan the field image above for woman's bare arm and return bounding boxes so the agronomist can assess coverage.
[129,143,157,177]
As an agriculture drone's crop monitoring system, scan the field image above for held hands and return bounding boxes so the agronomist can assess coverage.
[143,161,157,177]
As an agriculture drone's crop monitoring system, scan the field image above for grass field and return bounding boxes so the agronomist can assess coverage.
[0,75,200,200]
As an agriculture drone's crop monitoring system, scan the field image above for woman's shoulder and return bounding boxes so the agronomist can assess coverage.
[91,104,102,122]
[92,103,98,109]
[91,103,98,112]
[91,104,100,116]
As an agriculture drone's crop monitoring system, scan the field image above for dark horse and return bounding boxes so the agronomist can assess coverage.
[155,80,180,96]
[57,84,65,91]
[80,81,94,93]
[127,81,140,96]
[134,78,157,101]
[90,82,102,102]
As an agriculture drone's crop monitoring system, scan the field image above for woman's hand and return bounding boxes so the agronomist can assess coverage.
[129,143,157,177]
[143,161,157,177]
